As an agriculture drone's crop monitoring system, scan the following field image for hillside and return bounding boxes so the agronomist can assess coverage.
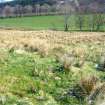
[0,29,105,105]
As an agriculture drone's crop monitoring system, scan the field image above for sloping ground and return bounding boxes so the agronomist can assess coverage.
[0,30,105,105]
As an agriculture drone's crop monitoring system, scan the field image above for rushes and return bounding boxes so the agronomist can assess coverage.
[59,53,74,71]
[88,83,105,105]
[0,30,104,105]
[54,52,75,72]
[23,38,50,57]
[79,75,98,96]
[63,75,98,101]
[54,49,86,72]
[65,75,105,105]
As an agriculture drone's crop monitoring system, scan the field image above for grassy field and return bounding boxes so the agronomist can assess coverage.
[0,30,105,105]
[0,16,64,30]
[0,15,105,31]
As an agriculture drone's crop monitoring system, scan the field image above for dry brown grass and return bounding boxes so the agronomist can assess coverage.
[0,30,104,48]
[0,29,104,58]
[80,75,98,96]
[87,82,105,105]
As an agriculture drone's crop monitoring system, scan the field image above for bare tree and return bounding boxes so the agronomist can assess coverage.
[95,14,104,31]
[3,5,14,17]
[88,2,98,31]
[74,0,85,31]
[40,4,47,14]
[40,4,50,15]
[88,2,105,31]
[89,14,95,31]
[24,5,33,15]
[0,8,3,17]
[35,4,40,15]
[61,0,75,31]
[51,4,58,14]
[78,15,84,31]
[14,5,24,17]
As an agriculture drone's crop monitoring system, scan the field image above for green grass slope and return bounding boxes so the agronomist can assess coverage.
[0,15,105,31]
[0,43,105,105]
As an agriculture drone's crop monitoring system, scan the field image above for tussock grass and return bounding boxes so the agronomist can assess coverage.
[0,30,104,105]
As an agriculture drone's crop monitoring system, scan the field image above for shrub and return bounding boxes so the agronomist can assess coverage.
[66,75,98,101]
[88,83,105,105]
[79,76,98,96]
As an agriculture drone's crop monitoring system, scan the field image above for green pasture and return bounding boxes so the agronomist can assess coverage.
[0,15,105,31]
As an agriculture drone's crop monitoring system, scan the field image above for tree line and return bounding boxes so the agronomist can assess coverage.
[0,3,60,17]
[0,0,105,18]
